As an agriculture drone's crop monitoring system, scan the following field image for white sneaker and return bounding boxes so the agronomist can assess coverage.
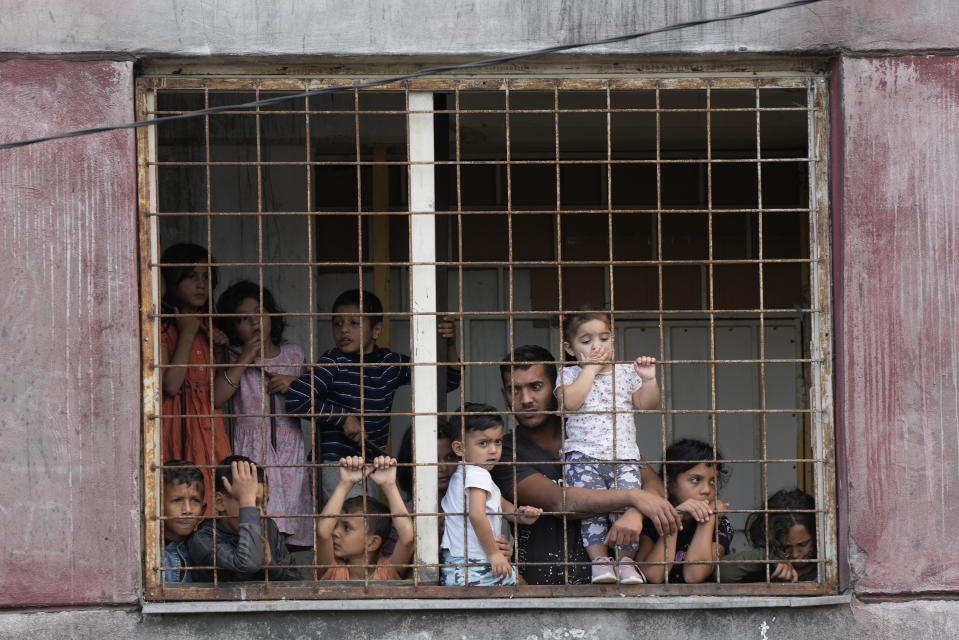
[616,559,646,585]
[591,556,618,584]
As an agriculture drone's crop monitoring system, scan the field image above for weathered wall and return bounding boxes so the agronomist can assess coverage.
[836,56,959,594]
[0,60,139,606]
[0,0,958,57]
[2,600,959,640]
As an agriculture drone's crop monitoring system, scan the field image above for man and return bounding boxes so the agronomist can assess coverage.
[492,345,682,585]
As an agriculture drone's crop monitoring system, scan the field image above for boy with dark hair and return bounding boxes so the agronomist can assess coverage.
[440,403,542,586]
[287,288,462,503]
[316,456,414,580]
[187,455,302,582]
[162,460,205,583]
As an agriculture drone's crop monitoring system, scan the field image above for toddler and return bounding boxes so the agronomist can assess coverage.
[554,311,660,583]
[440,403,542,586]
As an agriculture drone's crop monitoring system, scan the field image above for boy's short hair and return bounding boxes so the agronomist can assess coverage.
[453,402,504,441]
[332,289,383,326]
[500,344,558,390]
[214,455,266,494]
[163,459,204,496]
[342,496,392,547]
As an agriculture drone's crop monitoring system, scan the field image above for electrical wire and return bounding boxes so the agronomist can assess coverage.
[0,0,823,151]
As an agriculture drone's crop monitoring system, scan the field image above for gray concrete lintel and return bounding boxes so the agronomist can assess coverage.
[142,593,852,614]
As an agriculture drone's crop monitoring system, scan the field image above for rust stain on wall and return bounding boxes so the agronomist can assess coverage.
[838,56,959,594]
[0,60,139,606]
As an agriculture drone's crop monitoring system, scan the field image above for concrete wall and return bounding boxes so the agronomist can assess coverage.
[0,0,958,57]
[0,60,139,606]
[2,0,959,633]
[835,56,959,595]
[2,600,959,640]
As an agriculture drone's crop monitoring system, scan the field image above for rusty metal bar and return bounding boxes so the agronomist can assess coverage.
[140,74,835,599]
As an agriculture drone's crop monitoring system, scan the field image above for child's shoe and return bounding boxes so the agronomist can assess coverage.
[590,556,617,584]
[616,559,646,585]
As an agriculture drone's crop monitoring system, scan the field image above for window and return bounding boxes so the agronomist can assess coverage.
[138,71,835,600]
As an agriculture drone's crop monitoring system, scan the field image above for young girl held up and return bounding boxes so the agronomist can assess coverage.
[554,311,660,584]
[159,243,233,511]
[638,438,734,583]
[215,280,312,548]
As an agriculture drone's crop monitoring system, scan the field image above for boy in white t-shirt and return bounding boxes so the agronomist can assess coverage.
[440,403,542,586]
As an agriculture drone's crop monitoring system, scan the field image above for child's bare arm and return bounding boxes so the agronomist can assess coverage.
[500,496,542,525]
[316,457,365,568]
[556,369,598,411]
[637,530,677,584]
[631,356,660,410]
[162,316,201,396]
[213,338,261,408]
[369,457,415,567]
[681,500,728,583]
[468,488,511,578]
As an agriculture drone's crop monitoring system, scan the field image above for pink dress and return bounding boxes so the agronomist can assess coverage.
[230,342,312,547]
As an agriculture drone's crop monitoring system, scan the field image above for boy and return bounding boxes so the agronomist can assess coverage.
[440,403,543,586]
[316,455,414,580]
[187,455,303,582]
[286,289,461,503]
[162,460,205,584]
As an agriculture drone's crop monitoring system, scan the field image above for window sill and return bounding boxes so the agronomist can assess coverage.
[143,592,851,614]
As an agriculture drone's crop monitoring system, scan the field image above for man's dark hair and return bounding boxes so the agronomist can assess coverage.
[452,403,504,442]
[342,496,391,550]
[396,418,456,496]
[745,488,817,554]
[163,460,204,497]
[215,455,266,494]
[215,280,287,347]
[160,243,219,310]
[499,344,557,390]
[332,289,383,326]
[663,438,728,491]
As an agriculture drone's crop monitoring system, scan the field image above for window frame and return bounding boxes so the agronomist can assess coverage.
[137,69,836,602]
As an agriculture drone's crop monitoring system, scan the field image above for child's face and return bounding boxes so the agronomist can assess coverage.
[162,481,204,542]
[563,319,613,366]
[779,523,815,567]
[671,462,718,507]
[174,267,210,311]
[332,304,381,355]
[234,296,272,346]
[215,482,267,533]
[332,513,376,561]
[452,425,505,471]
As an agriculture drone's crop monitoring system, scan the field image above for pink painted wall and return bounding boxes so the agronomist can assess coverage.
[837,57,959,594]
[0,61,139,606]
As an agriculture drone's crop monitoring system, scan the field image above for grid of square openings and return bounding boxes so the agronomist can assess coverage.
[141,75,833,599]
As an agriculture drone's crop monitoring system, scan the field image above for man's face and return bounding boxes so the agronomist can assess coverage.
[501,364,556,430]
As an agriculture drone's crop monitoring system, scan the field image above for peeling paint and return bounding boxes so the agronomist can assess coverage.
[837,56,959,594]
[0,60,139,607]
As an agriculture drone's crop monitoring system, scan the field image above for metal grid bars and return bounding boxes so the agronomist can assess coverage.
[137,73,834,601]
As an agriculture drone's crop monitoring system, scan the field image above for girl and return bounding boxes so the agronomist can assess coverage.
[215,280,312,549]
[638,438,734,583]
[719,488,817,583]
[160,243,233,512]
[554,311,660,584]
